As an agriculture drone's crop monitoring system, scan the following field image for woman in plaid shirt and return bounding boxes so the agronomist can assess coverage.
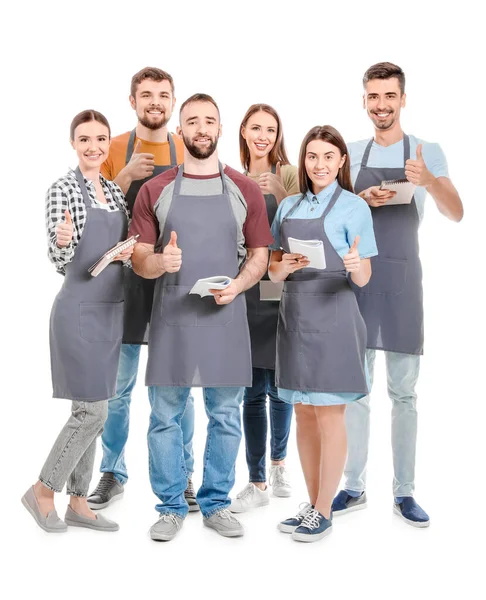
[22,110,132,534]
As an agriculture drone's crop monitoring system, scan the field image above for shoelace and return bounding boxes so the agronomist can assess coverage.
[185,479,196,498]
[159,513,179,526]
[300,508,321,530]
[236,483,255,500]
[93,475,116,496]
[270,466,289,487]
[289,502,313,523]
[216,509,239,523]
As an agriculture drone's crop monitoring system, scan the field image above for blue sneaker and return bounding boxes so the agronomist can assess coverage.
[332,490,367,515]
[394,497,430,528]
[278,502,313,533]
[292,508,333,543]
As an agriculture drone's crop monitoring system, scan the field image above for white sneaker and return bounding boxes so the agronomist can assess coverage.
[230,482,270,513]
[269,465,292,497]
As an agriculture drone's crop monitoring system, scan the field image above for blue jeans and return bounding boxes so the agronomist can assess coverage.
[243,368,293,482]
[101,344,195,484]
[148,385,244,518]
[344,349,420,497]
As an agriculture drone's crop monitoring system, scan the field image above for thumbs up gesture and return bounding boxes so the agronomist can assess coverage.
[56,209,74,248]
[405,144,434,187]
[161,230,182,273]
[257,161,285,198]
[126,138,156,181]
[343,235,361,272]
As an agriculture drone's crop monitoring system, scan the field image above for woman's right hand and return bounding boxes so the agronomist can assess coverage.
[281,252,310,274]
[56,210,73,248]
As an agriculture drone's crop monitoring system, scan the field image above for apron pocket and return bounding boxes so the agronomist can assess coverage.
[360,258,408,296]
[282,291,337,333]
[79,301,124,343]
[161,285,198,326]
[196,295,234,327]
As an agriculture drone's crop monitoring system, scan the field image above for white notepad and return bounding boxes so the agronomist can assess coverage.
[287,237,326,270]
[189,276,231,298]
[88,235,139,277]
[380,179,416,205]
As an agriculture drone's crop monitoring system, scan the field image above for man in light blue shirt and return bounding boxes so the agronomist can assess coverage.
[332,62,463,528]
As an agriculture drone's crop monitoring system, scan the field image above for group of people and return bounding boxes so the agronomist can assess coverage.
[22,62,463,543]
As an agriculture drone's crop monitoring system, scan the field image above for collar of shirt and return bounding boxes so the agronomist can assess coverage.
[68,168,109,187]
[305,180,338,205]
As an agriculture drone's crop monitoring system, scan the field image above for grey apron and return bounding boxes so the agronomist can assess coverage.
[245,164,280,370]
[351,135,423,355]
[122,129,178,344]
[146,162,252,387]
[276,185,368,393]
[50,167,127,401]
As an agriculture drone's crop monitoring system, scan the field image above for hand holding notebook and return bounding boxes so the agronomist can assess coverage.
[88,235,139,277]
[287,237,326,270]
[380,179,416,205]
[190,276,232,298]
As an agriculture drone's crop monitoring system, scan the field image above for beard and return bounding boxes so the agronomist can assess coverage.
[370,111,396,130]
[138,110,169,131]
[182,133,218,159]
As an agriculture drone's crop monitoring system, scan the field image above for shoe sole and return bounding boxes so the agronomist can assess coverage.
[272,489,292,498]
[87,491,124,510]
[21,496,67,533]
[393,506,430,528]
[65,519,119,532]
[187,503,200,512]
[203,521,244,537]
[229,498,270,513]
[150,531,178,541]
[277,522,298,534]
[292,526,333,543]
[332,502,367,516]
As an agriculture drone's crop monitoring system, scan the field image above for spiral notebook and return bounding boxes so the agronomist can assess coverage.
[380,179,416,205]
[88,235,139,277]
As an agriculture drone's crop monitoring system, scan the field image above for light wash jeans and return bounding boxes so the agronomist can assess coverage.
[148,386,244,518]
[40,401,108,496]
[100,344,195,484]
[344,349,420,497]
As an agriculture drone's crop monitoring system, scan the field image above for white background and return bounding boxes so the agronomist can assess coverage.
[2,1,485,598]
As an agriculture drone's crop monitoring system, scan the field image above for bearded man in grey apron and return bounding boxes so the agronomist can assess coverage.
[129,94,273,541]
[332,62,463,528]
[88,68,197,512]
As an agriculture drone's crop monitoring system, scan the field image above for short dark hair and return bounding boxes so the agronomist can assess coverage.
[130,67,174,97]
[70,110,110,141]
[363,62,405,94]
[298,125,353,195]
[179,93,220,119]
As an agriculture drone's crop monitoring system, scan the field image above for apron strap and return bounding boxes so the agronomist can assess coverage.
[126,130,177,166]
[362,135,411,167]
[173,161,227,196]
[320,184,343,221]
[361,139,374,167]
[74,167,94,209]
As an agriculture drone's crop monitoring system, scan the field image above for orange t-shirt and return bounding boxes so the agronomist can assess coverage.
[101,131,185,181]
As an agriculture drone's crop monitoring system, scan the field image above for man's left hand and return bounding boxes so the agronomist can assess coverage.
[405,144,435,187]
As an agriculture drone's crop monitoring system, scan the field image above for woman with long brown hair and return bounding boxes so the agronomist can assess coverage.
[21,110,132,533]
[269,125,378,542]
[230,104,299,513]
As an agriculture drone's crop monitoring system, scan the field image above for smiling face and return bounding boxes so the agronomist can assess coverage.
[71,120,110,171]
[304,139,346,194]
[241,110,278,161]
[363,77,406,131]
[130,78,175,131]
[177,101,221,160]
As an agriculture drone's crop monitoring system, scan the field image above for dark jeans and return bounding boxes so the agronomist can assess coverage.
[243,367,293,482]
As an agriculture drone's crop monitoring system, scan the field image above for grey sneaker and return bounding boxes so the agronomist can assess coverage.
[184,478,200,512]
[203,509,244,537]
[150,513,184,541]
[269,465,292,497]
[87,473,124,510]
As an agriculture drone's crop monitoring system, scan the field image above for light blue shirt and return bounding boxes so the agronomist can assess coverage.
[271,180,377,406]
[271,180,378,260]
[348,134,449,223]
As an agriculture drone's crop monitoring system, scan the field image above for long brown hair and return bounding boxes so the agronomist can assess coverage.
[298,125,353,195]
[239,104,290,172]
[70,110,111,141]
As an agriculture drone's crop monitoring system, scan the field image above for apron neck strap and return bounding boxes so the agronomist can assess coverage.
[361,134,411,167]
[125,130,177,166]
[74,167,93,209]
[173,161,226,196]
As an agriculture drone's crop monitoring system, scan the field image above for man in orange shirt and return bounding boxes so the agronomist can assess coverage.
[87,67,197,511]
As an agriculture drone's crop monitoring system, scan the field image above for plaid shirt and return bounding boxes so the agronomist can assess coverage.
[46,169,130,274]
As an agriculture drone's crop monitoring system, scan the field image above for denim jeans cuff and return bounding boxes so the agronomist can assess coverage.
[39,477,62,494]
[66,491,88,498]
[249,478,266,483]
[270,454,287,462]
[158,508,187,519]
[203,504,230,519]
